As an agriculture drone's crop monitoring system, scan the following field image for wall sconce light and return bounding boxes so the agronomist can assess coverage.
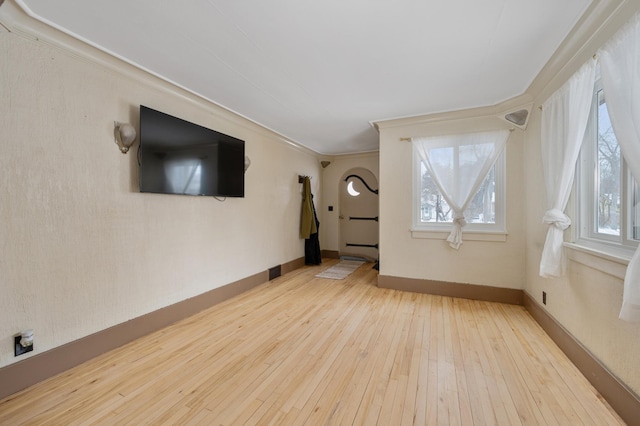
[498,104,533,130]
[114,121,137,154]
[244,155,251,172]
[504,109,528,127]
[320,161,331,168]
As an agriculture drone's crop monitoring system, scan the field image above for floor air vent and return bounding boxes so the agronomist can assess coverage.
[268,265,281,280]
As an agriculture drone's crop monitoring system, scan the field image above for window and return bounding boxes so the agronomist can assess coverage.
[576,75,639,254]
[413,148,506,233]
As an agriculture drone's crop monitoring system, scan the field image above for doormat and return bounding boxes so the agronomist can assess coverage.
[315,260,365,280]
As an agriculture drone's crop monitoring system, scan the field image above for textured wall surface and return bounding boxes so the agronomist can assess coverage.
[524,106,640,396]
[0,27,320,368]
[377,115,526,290]
[520,1,640,398]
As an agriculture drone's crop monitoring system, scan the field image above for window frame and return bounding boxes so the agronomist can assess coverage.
[574,75,639,258]
[411,144,507,236]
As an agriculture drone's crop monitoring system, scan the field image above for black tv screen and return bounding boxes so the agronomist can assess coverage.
[139,105,245,197]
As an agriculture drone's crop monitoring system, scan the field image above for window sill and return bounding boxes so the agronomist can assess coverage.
[564,242,631,279]
[411,229,507,242]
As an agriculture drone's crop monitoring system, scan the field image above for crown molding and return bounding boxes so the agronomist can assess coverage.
[528,0,640,103]
[0,0,321,159]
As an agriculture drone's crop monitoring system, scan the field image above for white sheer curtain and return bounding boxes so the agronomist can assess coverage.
[412,129,509,249]
[599,13,640,322]
[539,59,596,278]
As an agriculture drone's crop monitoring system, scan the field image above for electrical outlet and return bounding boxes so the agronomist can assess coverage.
[542,291,547,305]
[14,335,33,357]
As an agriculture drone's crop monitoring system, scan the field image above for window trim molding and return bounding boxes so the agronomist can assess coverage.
[410,229,507,242]
[564,242,629,279]
[574,72,639,258]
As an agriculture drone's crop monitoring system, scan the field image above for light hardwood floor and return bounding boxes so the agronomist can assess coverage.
[0,260,624,425]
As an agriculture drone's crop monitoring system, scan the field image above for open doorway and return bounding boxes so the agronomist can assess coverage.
[339,168,379,264]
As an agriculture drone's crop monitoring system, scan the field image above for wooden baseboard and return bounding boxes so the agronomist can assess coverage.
[377,275,524,305]
[523,292,640,424]
[321,250,340,259]
[281,256,306,274]
[0,257,304,400]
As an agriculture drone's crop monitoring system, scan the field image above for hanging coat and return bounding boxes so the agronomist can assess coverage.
[300,177,317,239]
[305,193,322,265]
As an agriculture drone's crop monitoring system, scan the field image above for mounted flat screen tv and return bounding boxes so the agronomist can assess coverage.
[139,105,245,197]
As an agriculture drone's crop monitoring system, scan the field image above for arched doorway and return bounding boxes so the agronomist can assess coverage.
[339,168,379,262]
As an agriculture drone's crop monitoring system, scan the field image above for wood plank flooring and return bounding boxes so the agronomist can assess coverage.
[0,260,624,425]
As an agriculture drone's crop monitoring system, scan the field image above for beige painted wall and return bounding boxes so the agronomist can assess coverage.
[523,1,640,396]
[0,16,320,368]
[525,107,640,396]
[377,114,526,289]
[4,0,640,401]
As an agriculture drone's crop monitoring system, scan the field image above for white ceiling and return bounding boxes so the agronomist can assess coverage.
[18,0,592,155]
